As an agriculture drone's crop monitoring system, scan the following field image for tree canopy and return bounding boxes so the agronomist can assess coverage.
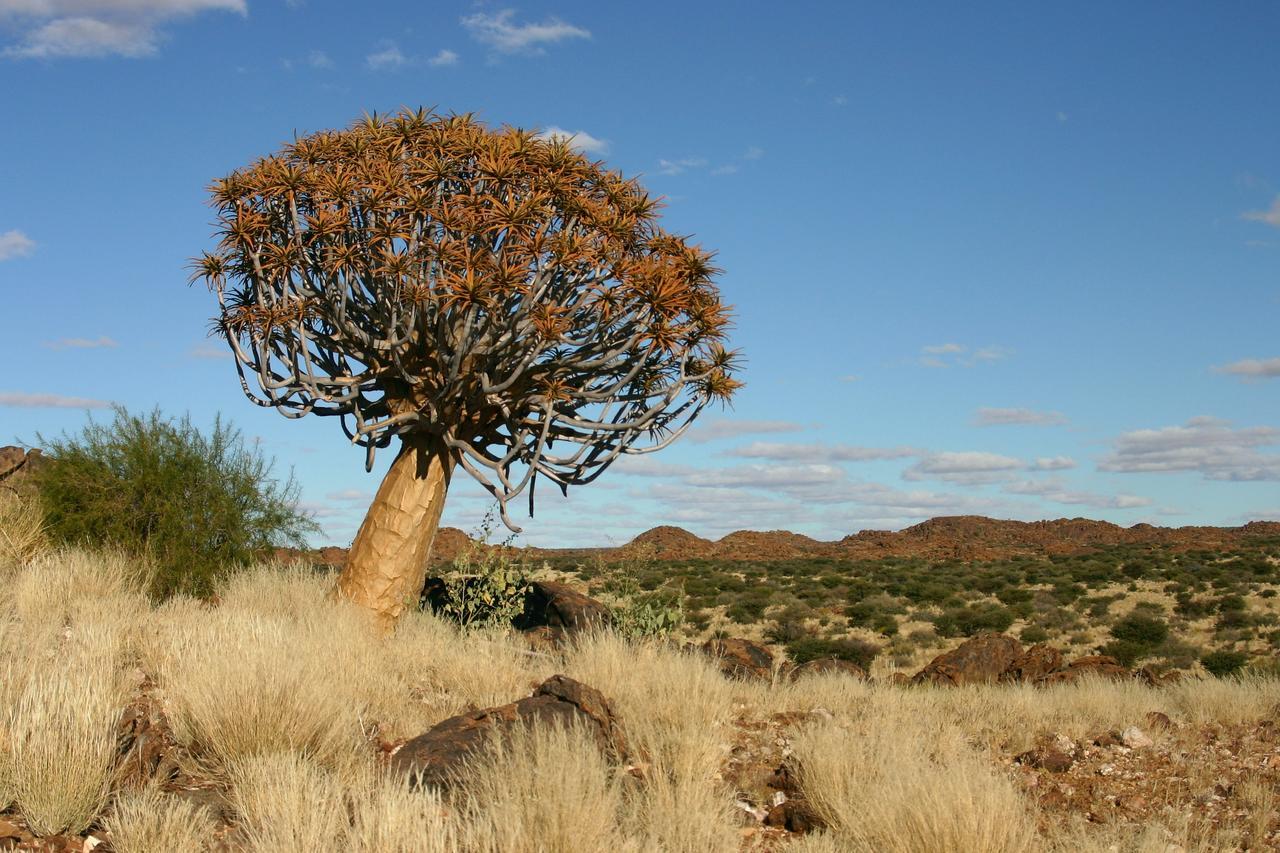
[193,108,740,528]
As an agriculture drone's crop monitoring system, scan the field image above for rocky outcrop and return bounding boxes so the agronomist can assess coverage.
[0,446,44,494]
[1002,643,1065,683]
[391,675,627,789]
[513,580,612,634]
[911,633,1024,686]
[786,658,868,681]
[702,637,775,681]
[1033,655,1131,686]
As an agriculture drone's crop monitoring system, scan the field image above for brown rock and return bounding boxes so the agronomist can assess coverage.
[1092,730,1122,748]
[1015,747,1074,773]
[1034,655,1130,686]
[1145,711,1173,730]
[767,761,801,794]
[515,580,612,634]
[887,671,912,686]
[764,799,824,834]
[391,675,626,788]
[0,818,33,845]
[1002,643,1065,683]
[0,446,25,480]
[787,658,867,681]
[703,637,775,681]
[911,633,1024,686]
[116,695,182,787]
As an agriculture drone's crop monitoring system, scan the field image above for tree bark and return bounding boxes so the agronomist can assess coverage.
[335,434,453,630]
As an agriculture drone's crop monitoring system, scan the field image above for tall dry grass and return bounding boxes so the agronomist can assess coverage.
[790,712,1039,853]
[105,786,218,853]
[0,490,47,569]
[0,551,1276,849]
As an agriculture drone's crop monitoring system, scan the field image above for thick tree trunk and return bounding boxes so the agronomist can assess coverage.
[335,434,453,630]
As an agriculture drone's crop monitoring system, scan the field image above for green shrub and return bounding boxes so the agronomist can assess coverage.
[431,510,532,629]
[1100,639,1148,667]
[1109,612,1169,648]
[1201,649,1249,678]
[35,406,315,599]
[1020,625,1050,644]
[785,636,878,669]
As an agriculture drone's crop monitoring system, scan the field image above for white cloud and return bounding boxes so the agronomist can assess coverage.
[710,164,739,176]
[1215,357,1280,380]
[903,451,1024,485]
[839,374,861,383]
[743,146,764,160]
[460,9,589,55]
[366,42,406,70]
[307,49,332,69]
[685,418,807,444]
[1099,416,1280,481]
[833,95,848,106]
[656,157,707,176]
[1,0,244,59]
[325,489,373,502]
[427,48,458,67]
[189,343,229,359]
[43,335,116,350]
[1029,456,1076,471]
[0,230,36,260]
[0,391,109,408]
[1057,111,1068,123]
[1243,196,1280,228]
[920,343,1011,368]
[726,441,921,463]
[534,126,608,155]
[1003,478,1150,509]
[973,407,1068,427]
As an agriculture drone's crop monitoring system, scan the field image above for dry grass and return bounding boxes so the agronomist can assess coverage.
[1,552,1279,849]
[105,785,218,853]
[0,490,47,569]
[790,713,1039,853]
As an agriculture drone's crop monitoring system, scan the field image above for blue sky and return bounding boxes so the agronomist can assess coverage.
[2,1,1278,547]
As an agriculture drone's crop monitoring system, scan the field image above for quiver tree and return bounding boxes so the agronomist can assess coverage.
[192,108,741,628]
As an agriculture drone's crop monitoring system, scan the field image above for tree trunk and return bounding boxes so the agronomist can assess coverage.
[335,434,453,630]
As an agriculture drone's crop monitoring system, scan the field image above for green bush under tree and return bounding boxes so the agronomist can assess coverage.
[35,406,316,599]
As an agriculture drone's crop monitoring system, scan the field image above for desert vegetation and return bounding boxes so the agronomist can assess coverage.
[1,508,1280,849]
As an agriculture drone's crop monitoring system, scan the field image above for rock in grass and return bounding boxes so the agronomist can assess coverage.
[391,675,627,789]
[911,633,1024,686]
[702,637,774,681]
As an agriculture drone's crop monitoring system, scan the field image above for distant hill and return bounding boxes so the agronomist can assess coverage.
[284,515,1280,568]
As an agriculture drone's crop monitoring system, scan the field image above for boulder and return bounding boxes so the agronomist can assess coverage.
[391,675,627,789]
[0,446,25,479]
[1015,747,1073,773]
[911,633,1024,686]
[787,658,868,681]
[1002,643,1064,683]
[764,798,824,834]
[1034,655,1130,686]
[514,580,612,633]
[702,637,774,681]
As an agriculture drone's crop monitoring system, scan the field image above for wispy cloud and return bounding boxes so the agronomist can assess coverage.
[1,0,245,59]
[427,48,458,67]
[726,441,921,463]
[902,451,1024,485]
[1215,357,1280,381]
[685,419,809,445]
[325,489,373,502]
[43,336,117,350]
[1099,416,1280,481]
[1029,456,1076,471]
[1243,196,1280,228]
[656,156,708,176]
[743,146,765,160]
[0,391,109,408]
[366,42,406,70]
[461,9,589,55]
[919,343,1011,368]
[307,49,333,69]
[0,230,36,261]
[1003,478,1149,509]
[189,343,229,359]
[534,126,608,155]
[973,407,1068,427]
